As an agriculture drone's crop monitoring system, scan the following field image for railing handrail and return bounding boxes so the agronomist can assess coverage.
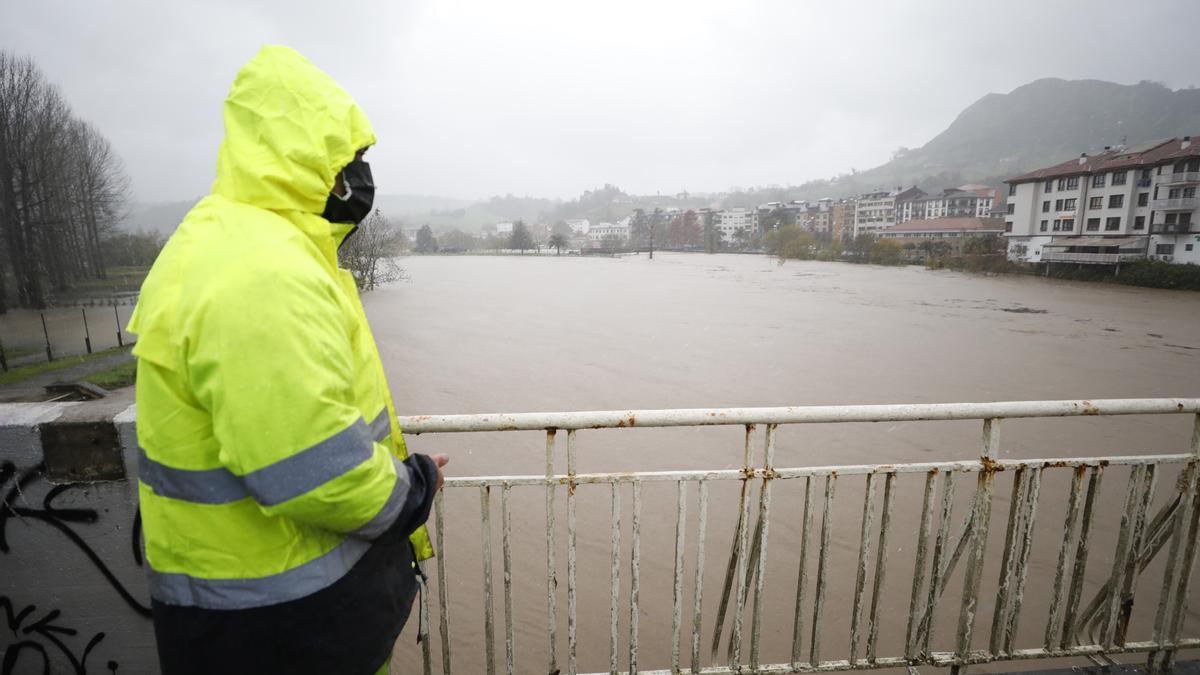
[398,398,1200,433]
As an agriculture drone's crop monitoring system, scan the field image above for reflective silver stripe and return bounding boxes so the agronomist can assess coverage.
[350,456,412,540]
[138,446,248,504]
[245,418,373,506]
[370,408,392,443]
[139,417,375,506]
[147,535,372,610]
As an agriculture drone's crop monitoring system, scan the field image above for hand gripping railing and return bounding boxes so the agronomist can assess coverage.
[398,399,1200,675]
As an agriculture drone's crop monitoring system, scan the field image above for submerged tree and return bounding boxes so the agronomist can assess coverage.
[338,209,406,291]
[509,220,534,252]
[414,224,438,253]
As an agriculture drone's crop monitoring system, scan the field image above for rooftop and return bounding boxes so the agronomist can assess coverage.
[1006,136,1200,184]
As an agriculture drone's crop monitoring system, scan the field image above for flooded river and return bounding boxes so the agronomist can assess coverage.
[369,253,1200,673]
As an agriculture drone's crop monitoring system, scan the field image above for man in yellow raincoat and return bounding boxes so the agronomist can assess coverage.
[129,45,447,674]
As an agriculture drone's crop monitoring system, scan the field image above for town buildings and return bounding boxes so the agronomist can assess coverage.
[712,207,758,245]
[1004,136,1200,266]
[904,187,997,222]
[854,187,923,236]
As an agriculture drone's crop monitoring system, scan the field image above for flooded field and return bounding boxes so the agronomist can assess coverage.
[367,253,1200,673]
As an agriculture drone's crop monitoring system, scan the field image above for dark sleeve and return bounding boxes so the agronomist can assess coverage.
[383,453,439,541]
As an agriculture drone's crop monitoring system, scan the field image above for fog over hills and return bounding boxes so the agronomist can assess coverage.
[122,78,1200,235]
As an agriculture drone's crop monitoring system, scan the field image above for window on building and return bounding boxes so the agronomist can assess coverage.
[1086,218,1101,231]
[1089,196,1103,209]
[1063,198,1077,210]
[1008,184,1017,196]
[1056,178,1065,191]
[1187,244,1194,252]
[1185,187,1197,199]
[1039,220,1048,232]
[1044,182,1052,194]
[1182,213,1193,226]
[1105,217,1121,231]
[1005,221,1013,232]
[1061,218,1074,231]
[1112,171,1127,186]
[1134,216,1145,230]
[1004,203,1012,214]
[1092,174,1106,188]
[1137,193,1149,207]
[1169,187,1182,199]
[1066,177,1079,190]
[1055,199,1063,210]
[1165,213,1178,225]
[1108,194,1124,208]
[1156,244,1175,255]
[1042,200,1050,212]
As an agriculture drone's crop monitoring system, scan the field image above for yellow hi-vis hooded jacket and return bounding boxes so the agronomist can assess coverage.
[128,45,433,611]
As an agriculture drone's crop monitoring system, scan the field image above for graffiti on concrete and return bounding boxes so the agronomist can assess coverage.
[0,461,149,618]
[1,596,119,674]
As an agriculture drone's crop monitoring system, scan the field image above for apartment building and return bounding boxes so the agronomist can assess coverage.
[906,187,996,222]
[713,207,759,244]
[854,186,922,236]
[1004,136,1200,265]
[877,217,1006,250]
[831,199,856,240]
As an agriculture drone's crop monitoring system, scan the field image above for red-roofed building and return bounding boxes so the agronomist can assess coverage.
[1003,136,1200,265]
[877,217,1006,251]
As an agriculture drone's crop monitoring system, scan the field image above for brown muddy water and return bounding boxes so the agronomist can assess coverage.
[370,253,1200,674]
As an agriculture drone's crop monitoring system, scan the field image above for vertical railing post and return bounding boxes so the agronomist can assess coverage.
[114,302,124,347]
[545,430,558,675]
[566,430,578,675]
[954,417,1000,674]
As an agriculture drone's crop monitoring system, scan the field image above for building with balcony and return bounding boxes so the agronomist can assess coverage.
[1003,136,1200,265]
[853,186,922,236]
[876,217,1006,251]
[905,187,998,222]
[712,208,758,245]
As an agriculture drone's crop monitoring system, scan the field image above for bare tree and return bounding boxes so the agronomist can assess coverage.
[338,208,407,291]
[0,51,131,310]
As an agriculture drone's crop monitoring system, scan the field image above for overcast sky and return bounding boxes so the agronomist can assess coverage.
[3,0,1198,204]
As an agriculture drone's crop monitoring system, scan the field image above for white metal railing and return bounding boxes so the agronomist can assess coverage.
[1159,172,1200,185]
[399,399,1200,675]
[1040,251,1145,264]
[1152,198,1198,211]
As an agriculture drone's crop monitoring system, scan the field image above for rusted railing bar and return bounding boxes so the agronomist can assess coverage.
[849,472,878,665]
[1004,467,1042,654]
[750,425,777,669]
[1150,464,1194,672]
[419,573,432,675]
[867,471,896,663]
[691,480,709,675]
[1044,466,1084,651]
[919,471,956,654]
[792,475,815,668]
[1101,465,1147,648]
[567,430,578,675]
[610,483,621,675]
[434,492,453,675]
[1163,464,1200,671]
[990,467,1028,655]
[629,481,642,674]
[398,398,1200,433]
[810,473,837,665]
[1061,465,1104,649]
[905,470,936,659]
[955,418,999,661]
[725,425,756,666]
[673,480,690,673]
[1115,465,1157,647]
[440,453,1191,489]
[711,425,755,663]
[546,430,558,674]
[502,485,516,675]
[481,486,496,675]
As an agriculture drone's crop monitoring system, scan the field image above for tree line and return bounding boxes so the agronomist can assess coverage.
[0,51,130,311]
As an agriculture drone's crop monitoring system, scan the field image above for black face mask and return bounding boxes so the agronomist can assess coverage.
[322,158,375,226]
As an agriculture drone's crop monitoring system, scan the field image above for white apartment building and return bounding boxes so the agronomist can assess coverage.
[906,187,996,222]
[854,186,922,236]
[495,222,514,235]
[566,219,591,235]
[587,221,630,245]
[1004,137,1200,266]
[713,208,758,244]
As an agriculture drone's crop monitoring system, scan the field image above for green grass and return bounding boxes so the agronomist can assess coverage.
[3,346,39,359]
[84,360,137,390]
[0,345,133,386]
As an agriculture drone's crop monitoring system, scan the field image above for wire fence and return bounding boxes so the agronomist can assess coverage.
[0,299,135,370]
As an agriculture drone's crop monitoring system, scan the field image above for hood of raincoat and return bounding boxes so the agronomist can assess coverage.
[212,45,376,218]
